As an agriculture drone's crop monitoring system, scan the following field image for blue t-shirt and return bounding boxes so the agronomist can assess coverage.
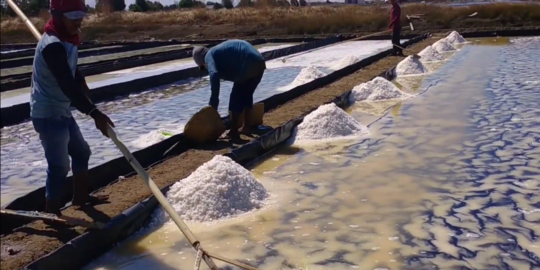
[205,40,266,107]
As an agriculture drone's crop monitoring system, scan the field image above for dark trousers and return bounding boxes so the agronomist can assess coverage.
[392,26,402,55]
[229,70,264,113]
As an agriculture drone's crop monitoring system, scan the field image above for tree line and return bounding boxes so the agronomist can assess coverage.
[0,0,308,17]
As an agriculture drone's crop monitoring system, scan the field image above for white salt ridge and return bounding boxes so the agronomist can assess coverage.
[433,38,457,53]
[396,55,429,76]
[349,77,412,103]
[349,82,372,102]
[445,31,467,44]
[131,127,183,148]
[331,55,360,70]
[289,65,327,88]
[418,45,446,62]
[161,155,268,223]
[295,103,369,142]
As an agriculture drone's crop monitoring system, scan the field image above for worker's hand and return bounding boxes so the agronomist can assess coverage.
[91,110,115,138]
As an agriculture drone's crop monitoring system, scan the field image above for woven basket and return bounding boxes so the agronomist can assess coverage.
[229,102,265,128]
[184,106,226,144]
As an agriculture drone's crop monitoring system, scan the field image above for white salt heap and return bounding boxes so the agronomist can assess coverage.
[349,82,372,102]
[445,31,467,44]
[432,38,456,53]
[350,77,413,102]
[418,45,446,62]
[289,65,327,88]
[331,55,360,70]
[396,55,429,76]
[131,127,183,148]
[163,155,268,223]
[295,103,369,142]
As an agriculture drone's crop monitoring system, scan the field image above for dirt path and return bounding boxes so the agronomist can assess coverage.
[0,36,439,270]
[2,25,537,44]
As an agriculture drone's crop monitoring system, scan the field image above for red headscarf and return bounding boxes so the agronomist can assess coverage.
[44,0,86,45]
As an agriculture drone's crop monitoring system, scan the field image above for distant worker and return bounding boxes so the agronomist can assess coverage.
[192,40,266,140]
[389,0,404,56]
[31,0,113,215]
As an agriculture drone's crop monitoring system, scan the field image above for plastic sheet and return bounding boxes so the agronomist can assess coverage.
[19,34,429,270]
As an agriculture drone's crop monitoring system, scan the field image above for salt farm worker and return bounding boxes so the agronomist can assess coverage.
[192,40,266,140]
[389,0,404,56]
[31,0,113,215]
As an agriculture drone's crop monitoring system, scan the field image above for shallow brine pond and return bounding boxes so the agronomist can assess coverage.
[0,40,403,206]
[82,36,540,269]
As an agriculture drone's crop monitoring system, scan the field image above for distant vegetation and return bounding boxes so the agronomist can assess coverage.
[1,2,539,43]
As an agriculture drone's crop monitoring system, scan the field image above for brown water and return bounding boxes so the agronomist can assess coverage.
[84,37,540,270]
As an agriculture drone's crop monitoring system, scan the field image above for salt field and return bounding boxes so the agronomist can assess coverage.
[83,36,540,269]
[0,43,295,108]
[0,44,171,77]
[0,39,403,205]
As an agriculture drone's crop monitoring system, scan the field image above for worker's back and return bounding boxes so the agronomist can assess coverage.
[205,39,266,83]
[30,33,78,119]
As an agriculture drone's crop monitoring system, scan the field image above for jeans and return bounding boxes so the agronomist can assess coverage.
[32,116,91,201]
[229,70,264,113]
[392,26,402,55]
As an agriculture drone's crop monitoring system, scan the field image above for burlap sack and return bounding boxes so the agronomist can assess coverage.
[184,106,226,144]
[229,102,265,128]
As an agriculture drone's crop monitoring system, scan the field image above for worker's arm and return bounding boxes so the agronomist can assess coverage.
[42,43,99,117]
[75,68,91,96]
[206,56,220,109]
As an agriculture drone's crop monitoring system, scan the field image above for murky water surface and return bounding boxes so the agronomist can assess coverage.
[84,37,540,270]
[0,40,400,205]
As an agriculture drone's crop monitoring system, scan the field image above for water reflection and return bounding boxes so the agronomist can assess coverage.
[84,38,540,269]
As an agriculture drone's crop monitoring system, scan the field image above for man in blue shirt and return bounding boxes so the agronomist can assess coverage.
[192,39,266,140]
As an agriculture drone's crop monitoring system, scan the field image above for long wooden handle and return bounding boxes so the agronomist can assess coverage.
[6,0,42,40]
[106,126,220,270]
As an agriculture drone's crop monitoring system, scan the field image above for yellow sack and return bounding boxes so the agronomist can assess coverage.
[229,102,265,129]
[184,106,226,144]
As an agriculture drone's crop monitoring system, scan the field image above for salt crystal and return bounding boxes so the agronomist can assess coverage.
[418,45,446,62]
[289,65,327,88]
[445,31,467,44]
[331,55,361,70]
[155,155,268,223]
[131,127,183,148]
[396,55,429,76]
[350,77,413,103]
[294,103,369,142]
[432,38,457,53]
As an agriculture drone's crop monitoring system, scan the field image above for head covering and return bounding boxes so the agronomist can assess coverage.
[193,46,209,67]
[44,0,87,45]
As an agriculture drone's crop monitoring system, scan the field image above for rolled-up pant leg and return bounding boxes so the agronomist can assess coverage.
[32,116,91,201]
[229,70,265,113]
[392,26,402,55]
